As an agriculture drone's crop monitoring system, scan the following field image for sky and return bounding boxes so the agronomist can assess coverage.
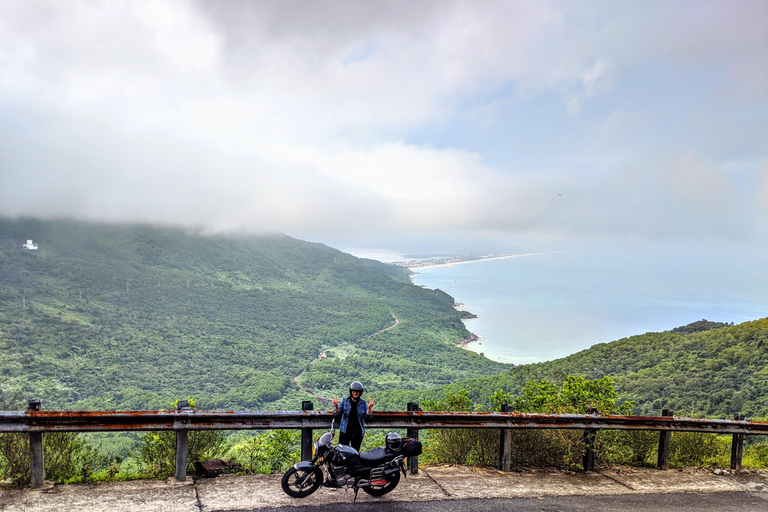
[1,0,766,256]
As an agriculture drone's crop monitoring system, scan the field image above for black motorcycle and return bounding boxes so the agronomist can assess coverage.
[281,422,421,501]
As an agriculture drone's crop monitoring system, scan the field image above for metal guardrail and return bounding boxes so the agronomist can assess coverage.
[1,401,763,487]
[1,409,765,434]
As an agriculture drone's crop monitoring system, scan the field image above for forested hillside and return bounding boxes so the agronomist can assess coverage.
[0,218,507,410]
[376,318,768,419]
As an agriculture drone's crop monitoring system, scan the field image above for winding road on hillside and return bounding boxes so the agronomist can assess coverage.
[294,312,400,403]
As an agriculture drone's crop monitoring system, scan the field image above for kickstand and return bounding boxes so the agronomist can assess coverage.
[353,486,359,503]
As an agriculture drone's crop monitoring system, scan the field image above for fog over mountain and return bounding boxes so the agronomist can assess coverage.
[1,0,766,259]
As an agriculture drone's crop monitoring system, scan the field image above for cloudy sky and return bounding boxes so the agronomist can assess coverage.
[1,0,766,254]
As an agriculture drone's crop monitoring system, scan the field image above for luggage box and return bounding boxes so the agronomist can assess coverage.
[401,438,423,457]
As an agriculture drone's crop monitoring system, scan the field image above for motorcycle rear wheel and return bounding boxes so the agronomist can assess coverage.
[362,471,400,496]
[281,466,323,498]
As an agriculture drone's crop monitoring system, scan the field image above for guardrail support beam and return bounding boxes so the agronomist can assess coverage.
[731,413,745,470]
[582,407,597,472]
[657,409,673,470]
[583,429,596,472]
[498,404,512,472]
[175,430,189,482]
[301,401,314,461]
[407,402,421,475]
[30,432,44,488]
[175,430,188,481]
[28,399,44,488]
[175,400,191,482]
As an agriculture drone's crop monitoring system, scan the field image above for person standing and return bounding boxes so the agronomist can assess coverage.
[332,381,374,451]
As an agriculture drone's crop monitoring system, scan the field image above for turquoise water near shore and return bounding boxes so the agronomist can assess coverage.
[406,248,768,365]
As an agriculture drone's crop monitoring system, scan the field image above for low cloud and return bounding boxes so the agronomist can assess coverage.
[0,1,766,247]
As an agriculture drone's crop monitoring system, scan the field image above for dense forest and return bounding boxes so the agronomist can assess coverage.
[0,218,507,410]
[2,218,764,421]
[375,318,768,419]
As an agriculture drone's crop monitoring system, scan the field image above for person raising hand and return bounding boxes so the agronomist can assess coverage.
[332,381,373,451]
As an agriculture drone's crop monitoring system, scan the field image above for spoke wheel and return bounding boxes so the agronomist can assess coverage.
[362,471,400,496]
[281,466,323,498]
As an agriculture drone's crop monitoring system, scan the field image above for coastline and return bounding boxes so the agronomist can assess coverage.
[401,246,768,365]
[403,250,553,360]
[405,256,540,357]
[405,250,557,271]
[458,332,480,350]
[453,302,482,352]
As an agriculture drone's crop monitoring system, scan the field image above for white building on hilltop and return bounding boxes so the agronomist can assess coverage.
[22,239,38,250]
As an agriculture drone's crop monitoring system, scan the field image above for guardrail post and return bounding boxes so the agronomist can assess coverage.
[175,400,191,482]
[406,402,421,475]
[730,413,745,470]
[582,407,597,472]
[498,404,512,472]
[28,399,44,488]
[657,409,673,470]
[301,401,314,461]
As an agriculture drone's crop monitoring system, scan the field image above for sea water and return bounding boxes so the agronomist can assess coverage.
[407,247,768,365]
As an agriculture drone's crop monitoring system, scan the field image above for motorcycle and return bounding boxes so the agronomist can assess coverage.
[280,420,421,501]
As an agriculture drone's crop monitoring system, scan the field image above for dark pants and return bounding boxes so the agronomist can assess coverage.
[339,430,363,451]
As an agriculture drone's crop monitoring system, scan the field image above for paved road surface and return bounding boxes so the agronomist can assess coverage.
[1,465,766,512]
[236,492,768,512]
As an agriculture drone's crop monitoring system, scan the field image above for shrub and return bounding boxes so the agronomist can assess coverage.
[0,433,29,486]
[225,430,299,474]
[138,398,227,479]
[0,432,111,487]
[743,439,768,468]
[596,430,658,467]
[421,378,644,470]
[421,390,494,466]
[138,430,226,479]
[509,376,633,415]
[423,428,499,466]
[670,432,729,467]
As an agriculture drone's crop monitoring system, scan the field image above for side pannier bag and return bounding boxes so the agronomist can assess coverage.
[401,438,423,457]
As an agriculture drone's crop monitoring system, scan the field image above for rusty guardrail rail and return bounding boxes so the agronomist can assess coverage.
[1,409,766,434]
[2,401,764,486]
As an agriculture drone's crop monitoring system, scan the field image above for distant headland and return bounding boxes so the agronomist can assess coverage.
[393,252,553,270]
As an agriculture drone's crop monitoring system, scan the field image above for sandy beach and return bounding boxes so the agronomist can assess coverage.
[407,251,556,271]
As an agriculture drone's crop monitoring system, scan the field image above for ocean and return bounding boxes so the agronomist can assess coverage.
[350,246,768,365]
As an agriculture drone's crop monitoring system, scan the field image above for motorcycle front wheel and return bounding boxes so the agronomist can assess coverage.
[362,470,400,496]
[281,466,323,498]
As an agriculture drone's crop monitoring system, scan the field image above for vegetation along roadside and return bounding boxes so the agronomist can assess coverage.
[1,218,767,485]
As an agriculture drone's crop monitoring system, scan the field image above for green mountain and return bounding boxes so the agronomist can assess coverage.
[376,318,768,419]
[0,218,507,410]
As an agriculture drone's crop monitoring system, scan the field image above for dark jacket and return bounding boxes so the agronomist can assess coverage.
[334,396,372,435]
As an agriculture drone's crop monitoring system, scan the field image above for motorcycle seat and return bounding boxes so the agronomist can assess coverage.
[359,447,396,466]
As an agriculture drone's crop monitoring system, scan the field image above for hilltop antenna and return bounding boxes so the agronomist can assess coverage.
[22,297,26,309]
